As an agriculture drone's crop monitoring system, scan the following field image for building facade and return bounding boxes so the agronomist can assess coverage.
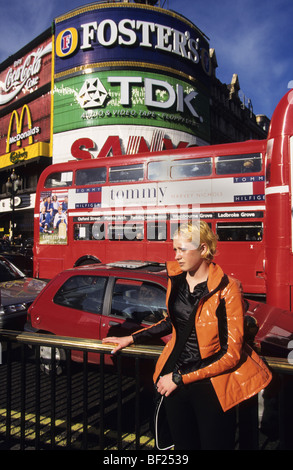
[0,0,268,242]
[0,28,52,240]
[209,49,269,144]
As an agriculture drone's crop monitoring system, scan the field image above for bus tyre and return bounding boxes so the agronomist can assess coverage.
[39,345,66,375]
[74,256,100,267]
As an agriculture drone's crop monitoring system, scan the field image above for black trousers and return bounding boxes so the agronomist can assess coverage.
[163,379,236,450]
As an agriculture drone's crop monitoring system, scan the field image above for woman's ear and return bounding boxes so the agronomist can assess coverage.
[200,243,208,258]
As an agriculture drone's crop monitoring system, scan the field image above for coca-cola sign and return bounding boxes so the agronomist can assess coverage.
[0,38,52,107]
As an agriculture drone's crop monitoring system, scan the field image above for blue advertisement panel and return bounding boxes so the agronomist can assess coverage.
[54,3,211,85]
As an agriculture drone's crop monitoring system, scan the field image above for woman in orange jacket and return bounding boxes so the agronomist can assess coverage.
[103,221,272,450]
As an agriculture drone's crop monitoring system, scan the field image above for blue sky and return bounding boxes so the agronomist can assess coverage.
[1,0,292,118]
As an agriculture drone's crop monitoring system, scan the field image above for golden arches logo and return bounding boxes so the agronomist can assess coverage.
[6,105,33,153]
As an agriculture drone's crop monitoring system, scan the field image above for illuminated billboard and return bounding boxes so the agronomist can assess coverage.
[0,37,52,108]
[52,126,199,164]
[53,70,209,139]
[53,2,211,162]
[54,3,210,81]
[0,95,51,168]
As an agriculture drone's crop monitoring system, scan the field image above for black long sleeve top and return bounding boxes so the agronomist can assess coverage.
[133,272,208,375]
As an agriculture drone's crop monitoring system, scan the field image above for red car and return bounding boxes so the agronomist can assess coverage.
[246,299,293,359]
[25,261,293,373]
[25,261,171,372]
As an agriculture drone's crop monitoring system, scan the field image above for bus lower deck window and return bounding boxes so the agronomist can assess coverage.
[147,221,167,240]
[216,222,263,241]
[74,223,105,240]
[108,223,144,241]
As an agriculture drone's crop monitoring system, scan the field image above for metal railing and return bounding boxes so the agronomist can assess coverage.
[0,329,292,451]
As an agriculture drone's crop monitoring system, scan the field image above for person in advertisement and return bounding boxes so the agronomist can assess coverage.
[103,221,272,450]
[39,192,68,243]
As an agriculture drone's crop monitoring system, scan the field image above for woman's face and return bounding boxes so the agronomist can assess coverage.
[173,235,205,273]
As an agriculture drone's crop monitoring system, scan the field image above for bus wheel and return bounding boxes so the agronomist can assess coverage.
[39,345,66,375]
[74,256,100,267]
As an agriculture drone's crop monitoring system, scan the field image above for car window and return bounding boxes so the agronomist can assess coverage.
[53,275,107,314]
[111,279,167,324]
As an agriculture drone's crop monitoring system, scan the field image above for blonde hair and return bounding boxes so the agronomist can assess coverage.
[174,221,217,262]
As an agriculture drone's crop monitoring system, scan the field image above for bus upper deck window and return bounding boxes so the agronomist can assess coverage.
[171,158,212,179]
[44,171,73,188]
[148,161,169,180]
[109,164,144,182]
[216,154,262,175]
[75,167,107,186]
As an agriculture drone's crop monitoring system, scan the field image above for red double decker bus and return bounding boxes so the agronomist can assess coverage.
[264,90,293,310]
[34,138,266,298]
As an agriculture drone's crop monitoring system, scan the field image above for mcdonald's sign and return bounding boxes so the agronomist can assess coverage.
[6,104,40,153]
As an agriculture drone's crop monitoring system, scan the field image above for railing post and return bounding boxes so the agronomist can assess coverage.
[82,351,88,450]
[35,345,41,450]
[66,349,72,449]
[279,374,293,450]
[50,347,56,449]
[20,343,26,450]
[99,353,105,450]
[5,341,12,447]
[135,357,141,450]
[117,354,122,450]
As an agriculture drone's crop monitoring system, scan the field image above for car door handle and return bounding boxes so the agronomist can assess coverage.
[109,321,121,326]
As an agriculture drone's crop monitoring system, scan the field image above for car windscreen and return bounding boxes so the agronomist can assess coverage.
[0,258,25,282]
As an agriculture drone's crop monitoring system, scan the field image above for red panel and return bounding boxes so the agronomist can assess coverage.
[0,93,51,156]
[0,36,52,109]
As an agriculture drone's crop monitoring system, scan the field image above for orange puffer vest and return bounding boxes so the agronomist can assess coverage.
[153,261,272,412]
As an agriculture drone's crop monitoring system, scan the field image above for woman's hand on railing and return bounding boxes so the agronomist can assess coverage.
[102,335,134,354]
